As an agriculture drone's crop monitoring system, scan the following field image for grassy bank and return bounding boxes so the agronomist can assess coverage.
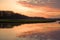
[0,19,56,23]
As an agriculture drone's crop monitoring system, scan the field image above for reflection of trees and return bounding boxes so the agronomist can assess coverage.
[0,23,21,28]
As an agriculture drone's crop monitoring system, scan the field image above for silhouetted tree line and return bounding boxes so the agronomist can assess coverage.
[0,11,29,19]
[0,11,46,19]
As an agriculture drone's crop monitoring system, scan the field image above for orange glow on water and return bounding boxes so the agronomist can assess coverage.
[13,23,60,37]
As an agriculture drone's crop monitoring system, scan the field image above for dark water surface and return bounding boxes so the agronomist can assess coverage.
[0,23,21,28]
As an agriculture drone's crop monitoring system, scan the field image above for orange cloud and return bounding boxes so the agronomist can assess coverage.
[17,1,60,18]
[0,0,60,18]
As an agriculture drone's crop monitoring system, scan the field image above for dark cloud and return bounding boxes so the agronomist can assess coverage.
[51,0,60,8]
[20,0,60,9]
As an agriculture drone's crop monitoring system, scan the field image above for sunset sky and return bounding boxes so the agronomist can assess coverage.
[0,0,60,38]
[0,0,60,18]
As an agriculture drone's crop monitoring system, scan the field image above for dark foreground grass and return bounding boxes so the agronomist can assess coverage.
[0,19,56,23]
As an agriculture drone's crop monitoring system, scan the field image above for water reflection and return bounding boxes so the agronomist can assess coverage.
[0,23,22,28]
[0,22,60,40]
[0,28,16,40]
[14,22,60,40]
[16,30,60,40]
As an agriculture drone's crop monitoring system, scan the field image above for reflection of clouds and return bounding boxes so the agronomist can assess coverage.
[14,23,60,37]
[17,30,60,40]
[20,32,60,40]
[15,23,60,40]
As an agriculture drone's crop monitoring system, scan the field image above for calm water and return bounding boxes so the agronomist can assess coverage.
[0,22,60,40]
